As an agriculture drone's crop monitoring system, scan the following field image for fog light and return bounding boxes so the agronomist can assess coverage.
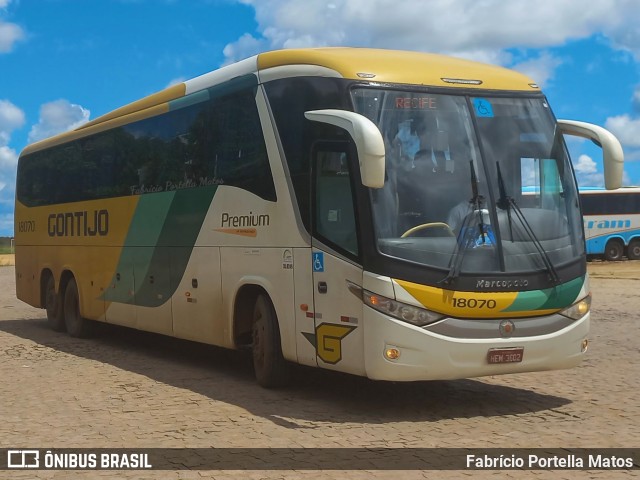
[581,339,589,353]
[384,347,400,360]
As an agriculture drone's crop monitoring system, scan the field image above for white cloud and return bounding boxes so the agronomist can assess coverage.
[512,52,563,88]
[222,32,267,65]
[0,145,18,226]
[166,77,186,88]
[0,144,17,169]
[632,85,640,113]
[0,213,13,235]
[0,21,22,52]
[0,97,22,232]
[573,154,605,187]
[226,0,640,75]
[604,114,640,183]
[605,114,640,149]
[0,99,25,146]
[0,0,24,53]
[28,99,90,144]
[575,154,598,174]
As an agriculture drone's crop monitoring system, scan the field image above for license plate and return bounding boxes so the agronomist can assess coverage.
[487,347,524,364]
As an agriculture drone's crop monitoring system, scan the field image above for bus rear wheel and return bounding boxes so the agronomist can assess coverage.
[252,294,290,388]
[604,239,624,261]
[45,275,65,332]
[628,239,640,260]
[63,278,92,338]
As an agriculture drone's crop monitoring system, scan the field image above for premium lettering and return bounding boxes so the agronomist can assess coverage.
[221,211,270,228]
[47,210,109,237]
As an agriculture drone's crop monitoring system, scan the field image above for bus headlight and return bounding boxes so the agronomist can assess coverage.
[559,294,591,320]
[363,289,444,327]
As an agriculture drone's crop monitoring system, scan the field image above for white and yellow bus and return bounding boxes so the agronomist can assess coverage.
[15,48,624,387]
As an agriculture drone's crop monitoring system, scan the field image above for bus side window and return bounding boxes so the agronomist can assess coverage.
[313,148,359,257]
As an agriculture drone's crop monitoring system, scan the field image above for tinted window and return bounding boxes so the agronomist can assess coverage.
[17,82,275,206]
[264,77,352,231]
[580,193,640,216]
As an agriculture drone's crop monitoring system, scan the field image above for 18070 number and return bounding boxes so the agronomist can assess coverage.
[18,220,35,233]
[452,298,497,309]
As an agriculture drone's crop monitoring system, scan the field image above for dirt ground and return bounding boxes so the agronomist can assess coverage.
[0,259,638,478]
[0,254,14,267]
[587,258,640,279]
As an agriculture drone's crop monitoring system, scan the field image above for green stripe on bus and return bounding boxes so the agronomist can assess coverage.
[135,186,218,307]
[102,192,175,304]
[103,186,218,307]
[504,276,584,312]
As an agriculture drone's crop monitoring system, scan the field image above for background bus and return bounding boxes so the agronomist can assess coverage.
[15,48,623,388]
[580,187,640,261]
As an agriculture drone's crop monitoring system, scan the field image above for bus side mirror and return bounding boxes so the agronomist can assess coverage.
[304,109,385,188]
[557,119,624,190]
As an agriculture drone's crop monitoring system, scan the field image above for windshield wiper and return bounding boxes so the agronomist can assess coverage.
[496,161,561,285]
[440,161,486,286]
[470,160,488,245]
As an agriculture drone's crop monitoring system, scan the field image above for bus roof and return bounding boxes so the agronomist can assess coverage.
[22,47,539,156]
[257,48,538,90]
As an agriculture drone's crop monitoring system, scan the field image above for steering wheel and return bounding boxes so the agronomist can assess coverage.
[401,222,455,238]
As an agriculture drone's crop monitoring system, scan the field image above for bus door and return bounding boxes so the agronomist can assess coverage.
[310,142,366,376]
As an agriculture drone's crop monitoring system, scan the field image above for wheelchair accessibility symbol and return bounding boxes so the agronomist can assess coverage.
[473,98,494,118]
[312,252,325,272]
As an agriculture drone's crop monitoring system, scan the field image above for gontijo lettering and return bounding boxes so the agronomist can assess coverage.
[48,210,109,237]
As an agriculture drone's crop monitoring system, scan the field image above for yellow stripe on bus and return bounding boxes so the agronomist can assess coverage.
[394,279,558,319]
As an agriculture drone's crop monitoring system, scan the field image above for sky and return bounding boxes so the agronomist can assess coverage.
[1,0,640,236]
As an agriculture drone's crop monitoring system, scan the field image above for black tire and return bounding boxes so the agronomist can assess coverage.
[604,239,624,261]
[63,278,92,338]
[252,294,290,388]
[627,239,640,260]
[45,275,65,332]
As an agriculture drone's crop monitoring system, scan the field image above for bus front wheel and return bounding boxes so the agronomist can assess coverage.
[627,239,640,260]
[45,275,65,332]
[252,294,290,388]
[604,239,624,261]
[63,278,92,338]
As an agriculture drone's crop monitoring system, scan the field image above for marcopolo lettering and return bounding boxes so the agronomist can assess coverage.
[476,278,529,289]
[48,210,109,237]
[221,211,270,228]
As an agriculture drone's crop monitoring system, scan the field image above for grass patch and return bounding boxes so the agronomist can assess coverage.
[0,247,14,254]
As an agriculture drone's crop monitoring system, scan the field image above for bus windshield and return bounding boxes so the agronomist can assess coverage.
[352,89,584,278]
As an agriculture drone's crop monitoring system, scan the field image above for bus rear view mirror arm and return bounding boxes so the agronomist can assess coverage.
[305,109,386,188]
[557,119,624,190]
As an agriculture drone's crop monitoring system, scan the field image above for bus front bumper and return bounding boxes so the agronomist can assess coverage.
[363,309,590,381]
